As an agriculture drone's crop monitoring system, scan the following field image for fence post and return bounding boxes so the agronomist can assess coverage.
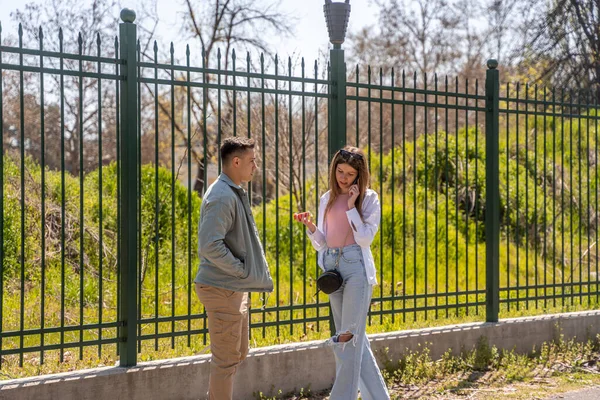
[329,46,346,160]
[485,59,500,323]
[118,8,138,367]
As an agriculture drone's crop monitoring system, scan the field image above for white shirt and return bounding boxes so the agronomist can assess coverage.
[307,188,381,285]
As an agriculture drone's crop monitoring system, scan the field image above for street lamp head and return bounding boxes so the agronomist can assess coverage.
[323,0,351,47]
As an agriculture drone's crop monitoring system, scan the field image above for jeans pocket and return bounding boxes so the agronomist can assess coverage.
[341,248,362,264]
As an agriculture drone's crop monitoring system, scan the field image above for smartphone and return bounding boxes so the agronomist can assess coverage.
[350,177,360,198]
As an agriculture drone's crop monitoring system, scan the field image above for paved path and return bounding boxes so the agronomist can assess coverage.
[546,385,600,399]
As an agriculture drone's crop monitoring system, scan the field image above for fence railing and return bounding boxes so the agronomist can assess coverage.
[347,66,490,326]
[1,10,599,374]
[498,82,600,313]
[0,20,124,369]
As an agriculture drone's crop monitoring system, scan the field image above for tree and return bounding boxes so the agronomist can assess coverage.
[485,0,521,63]
[146,0,295,196]
[518,0,600,90]
[183,0,292,70]
[346,1,496,157]
[349,0,463,77]
[9,0,167,175]
[454,0,486,75]
[10,0,122,174]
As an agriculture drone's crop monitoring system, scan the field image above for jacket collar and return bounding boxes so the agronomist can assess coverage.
[219,173,244,191]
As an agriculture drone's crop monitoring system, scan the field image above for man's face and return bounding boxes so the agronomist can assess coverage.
[235,148,257,183]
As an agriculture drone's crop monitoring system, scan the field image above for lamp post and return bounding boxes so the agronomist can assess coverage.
[323,1,351,338]
[324,0,351,162]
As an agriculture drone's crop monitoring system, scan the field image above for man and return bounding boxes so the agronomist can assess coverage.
[195,136,273,400]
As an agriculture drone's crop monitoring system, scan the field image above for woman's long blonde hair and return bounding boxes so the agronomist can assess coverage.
[324,146,370,220]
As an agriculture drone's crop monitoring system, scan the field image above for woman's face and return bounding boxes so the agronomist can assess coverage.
[335,162,359,193]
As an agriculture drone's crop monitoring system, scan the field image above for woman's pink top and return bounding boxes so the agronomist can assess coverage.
[325,194,356,248]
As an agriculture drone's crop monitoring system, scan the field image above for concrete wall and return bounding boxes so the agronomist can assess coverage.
[2,311,600,400]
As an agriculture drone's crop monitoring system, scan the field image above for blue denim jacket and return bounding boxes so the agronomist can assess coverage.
[194,173,273,292]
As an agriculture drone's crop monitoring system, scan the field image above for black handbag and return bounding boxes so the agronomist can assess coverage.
[317,225,352,294]
[317,269,343,294]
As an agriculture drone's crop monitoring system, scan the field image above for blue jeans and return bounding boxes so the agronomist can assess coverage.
[323,244,390,400]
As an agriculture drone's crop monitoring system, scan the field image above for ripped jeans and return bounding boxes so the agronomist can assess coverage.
[324,244,390,400]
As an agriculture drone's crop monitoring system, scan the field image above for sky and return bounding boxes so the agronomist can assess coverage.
[0,0,379,63]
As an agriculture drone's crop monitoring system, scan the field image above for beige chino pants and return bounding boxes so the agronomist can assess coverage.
[195,283,249,400]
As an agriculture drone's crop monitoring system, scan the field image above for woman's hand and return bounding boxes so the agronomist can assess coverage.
[294,211,316,233]
[348,185,360,209]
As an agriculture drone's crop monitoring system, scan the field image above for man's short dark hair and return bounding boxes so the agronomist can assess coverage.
[221,137,255,164]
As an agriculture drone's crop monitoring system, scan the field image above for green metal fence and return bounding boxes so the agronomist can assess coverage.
[498,81,600,313]
[347,65,490,326]
[0,21,124,369]
[1,11,599,374]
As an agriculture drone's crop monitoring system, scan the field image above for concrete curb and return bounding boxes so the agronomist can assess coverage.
[2,310,600,400]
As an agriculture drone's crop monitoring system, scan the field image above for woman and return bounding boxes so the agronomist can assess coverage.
[295,146,390,400]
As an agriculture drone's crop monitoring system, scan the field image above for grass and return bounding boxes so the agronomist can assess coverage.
[254,334,600,399]
[382,333,600,400]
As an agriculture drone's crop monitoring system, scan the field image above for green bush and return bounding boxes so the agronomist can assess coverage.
[1,156,200,308]
[2,118,597,311]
